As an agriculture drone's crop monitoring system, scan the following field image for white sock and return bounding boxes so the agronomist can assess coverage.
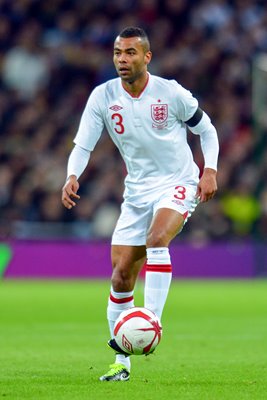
[107,288,134,370]
[144,247,172,320]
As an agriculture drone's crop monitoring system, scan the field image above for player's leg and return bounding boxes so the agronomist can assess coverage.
[144,184,198,320]
[100,244,146,381]
[107,201,149,341]
[145,208,185,320]
[111,244,146,292]
[108,244,146,340]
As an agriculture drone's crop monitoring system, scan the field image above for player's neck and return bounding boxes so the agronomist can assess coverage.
[121,72,149,98]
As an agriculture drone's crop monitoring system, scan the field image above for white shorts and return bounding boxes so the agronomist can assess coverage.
[111,184,199,246]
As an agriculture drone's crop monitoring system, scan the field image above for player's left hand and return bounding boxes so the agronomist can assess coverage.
[195,168,217,203]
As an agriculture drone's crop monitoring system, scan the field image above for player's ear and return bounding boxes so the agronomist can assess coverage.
[145,51,152,66]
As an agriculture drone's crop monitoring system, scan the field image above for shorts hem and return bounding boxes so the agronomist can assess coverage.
[154,203,187,215]
[111,238,146,246]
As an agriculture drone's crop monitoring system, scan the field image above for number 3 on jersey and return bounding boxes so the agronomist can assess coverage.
[112,113,125,134]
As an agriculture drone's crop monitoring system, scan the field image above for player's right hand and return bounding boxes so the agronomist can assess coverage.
[61,175,80,209]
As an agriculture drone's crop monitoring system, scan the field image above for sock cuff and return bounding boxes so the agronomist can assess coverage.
[145,264,172,273]
[109,289,134,304]
[146,247,171,265]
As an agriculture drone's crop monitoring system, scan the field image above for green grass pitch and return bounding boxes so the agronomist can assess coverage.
[0,279,267,400]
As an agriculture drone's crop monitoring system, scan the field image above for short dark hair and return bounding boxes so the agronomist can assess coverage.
[119,27,148,39]
[118,26,150,51]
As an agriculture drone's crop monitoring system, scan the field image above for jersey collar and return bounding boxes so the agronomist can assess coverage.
[121,72,150,99]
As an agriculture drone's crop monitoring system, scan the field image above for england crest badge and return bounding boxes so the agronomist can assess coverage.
[151,104,168,129]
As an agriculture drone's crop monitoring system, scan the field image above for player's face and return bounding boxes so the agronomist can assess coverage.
[113,36,152,83]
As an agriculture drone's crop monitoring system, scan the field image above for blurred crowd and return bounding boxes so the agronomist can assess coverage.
[0,0,267,243]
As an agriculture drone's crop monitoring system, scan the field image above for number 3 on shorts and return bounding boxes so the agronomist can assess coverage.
[174,186,186,200]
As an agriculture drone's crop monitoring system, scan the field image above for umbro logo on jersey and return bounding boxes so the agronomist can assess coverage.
[109,105,123,111]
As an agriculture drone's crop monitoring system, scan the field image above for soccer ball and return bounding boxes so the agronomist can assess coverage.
[113,307,162,355]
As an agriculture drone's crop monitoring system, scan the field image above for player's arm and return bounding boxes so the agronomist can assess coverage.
[186,108,219,202]
[62,86,104,209]
[62,145,91,209]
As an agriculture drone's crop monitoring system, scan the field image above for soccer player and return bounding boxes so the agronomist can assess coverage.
[62,27,219,381]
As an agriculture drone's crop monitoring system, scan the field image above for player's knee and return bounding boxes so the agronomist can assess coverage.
[146,230,168,248]
[111,267,134,292]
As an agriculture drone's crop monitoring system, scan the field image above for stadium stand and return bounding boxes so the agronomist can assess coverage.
[0,0,266,242]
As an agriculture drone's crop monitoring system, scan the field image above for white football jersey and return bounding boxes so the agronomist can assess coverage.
[74,74,204,203]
